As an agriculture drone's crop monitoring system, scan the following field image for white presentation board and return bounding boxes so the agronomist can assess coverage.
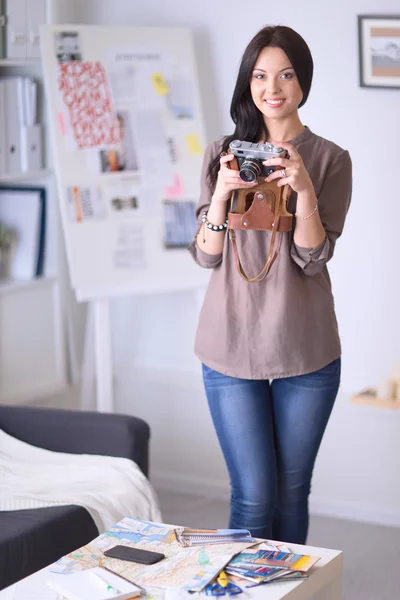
[40,25,210,301]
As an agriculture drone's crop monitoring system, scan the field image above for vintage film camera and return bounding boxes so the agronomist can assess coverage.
[229,140,288,183]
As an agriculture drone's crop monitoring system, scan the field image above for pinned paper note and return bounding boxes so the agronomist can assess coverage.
[152,72,169,95]
[58,112,66,136]
[167,73,196,119]
[58,61,120,149]
[67,186,106,222]
[163,200,197,248]
[132,108,173,185]
[185,134,202,155]
[164,173,184,199]
[114,224,146,269]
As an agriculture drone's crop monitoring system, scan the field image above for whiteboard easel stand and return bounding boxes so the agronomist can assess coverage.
[40,24,211,414]
[80,299,113,413]
[80,285,208,414]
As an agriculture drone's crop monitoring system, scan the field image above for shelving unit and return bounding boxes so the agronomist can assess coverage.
[0,168,53,182]
[0,4,68,404]
[0,59,41,67]
[0,276,56,294]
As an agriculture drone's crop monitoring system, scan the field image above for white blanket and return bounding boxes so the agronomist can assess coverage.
[0,428,162,533]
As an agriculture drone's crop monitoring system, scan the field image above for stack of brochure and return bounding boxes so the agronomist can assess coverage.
[174,528,255,547]
[225,543,320,586]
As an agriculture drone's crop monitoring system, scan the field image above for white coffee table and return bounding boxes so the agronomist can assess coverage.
[0,541,342,600]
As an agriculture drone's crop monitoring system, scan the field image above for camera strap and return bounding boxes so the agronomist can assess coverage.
[226,157,293,282]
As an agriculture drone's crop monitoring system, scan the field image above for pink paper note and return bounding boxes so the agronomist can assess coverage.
[164,173,184,199]
[58,112,66,136]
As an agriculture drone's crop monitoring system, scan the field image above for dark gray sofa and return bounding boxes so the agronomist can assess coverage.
[0,405,150,590]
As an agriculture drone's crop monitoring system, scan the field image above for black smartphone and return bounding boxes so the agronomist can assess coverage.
[104,545,165,565]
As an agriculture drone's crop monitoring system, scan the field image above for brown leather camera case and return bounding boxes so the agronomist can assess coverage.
[227,156,293,282]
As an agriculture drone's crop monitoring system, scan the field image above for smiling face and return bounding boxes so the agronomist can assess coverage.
[250,46,303,126]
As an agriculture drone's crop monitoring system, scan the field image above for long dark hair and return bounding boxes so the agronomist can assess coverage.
[207,25,314,188]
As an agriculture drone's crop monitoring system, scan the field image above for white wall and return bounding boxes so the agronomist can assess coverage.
[70,0,400,526]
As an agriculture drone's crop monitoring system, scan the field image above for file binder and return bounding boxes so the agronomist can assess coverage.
[3,77,23,173]
[0,76,42,174]
[27,0,46,59]
[21,124,42,171]
[5,0,27,59]
[0,81,6,175]
[0,0,6,59]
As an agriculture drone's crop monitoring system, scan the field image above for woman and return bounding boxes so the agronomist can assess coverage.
[188,25,352,545]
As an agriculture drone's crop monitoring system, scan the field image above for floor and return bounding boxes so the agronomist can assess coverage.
[156,488,400,600]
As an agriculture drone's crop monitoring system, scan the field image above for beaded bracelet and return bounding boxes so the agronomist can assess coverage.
[201,211,228,243]
[295,200,318,220]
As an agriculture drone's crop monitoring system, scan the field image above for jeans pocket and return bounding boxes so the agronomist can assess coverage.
[310,358,341,383]
[202,363,228,383]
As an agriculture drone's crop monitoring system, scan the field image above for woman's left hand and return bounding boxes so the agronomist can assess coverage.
[263,141,314,194]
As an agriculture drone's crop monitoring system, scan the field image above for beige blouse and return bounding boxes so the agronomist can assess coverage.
[188,127,352,379]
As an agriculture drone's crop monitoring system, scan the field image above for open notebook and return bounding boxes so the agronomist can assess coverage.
[47,567,144,600]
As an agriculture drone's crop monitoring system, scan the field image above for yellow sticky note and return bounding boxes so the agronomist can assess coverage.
[186,134,203,155]
[151,72,169,95]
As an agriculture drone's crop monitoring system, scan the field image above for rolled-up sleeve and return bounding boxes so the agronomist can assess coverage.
[290,149,352,276]
[188,140,223,269]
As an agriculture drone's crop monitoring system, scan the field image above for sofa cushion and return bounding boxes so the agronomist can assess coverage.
[0,505,98,590]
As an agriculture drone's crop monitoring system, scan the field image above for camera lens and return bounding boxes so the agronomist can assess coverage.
[239,159,261,183]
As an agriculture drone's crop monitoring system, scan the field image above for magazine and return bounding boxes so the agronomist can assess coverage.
[225,546,319,585]
[228,548,320,572]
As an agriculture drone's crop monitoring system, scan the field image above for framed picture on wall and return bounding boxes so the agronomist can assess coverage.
[358,14,400,88]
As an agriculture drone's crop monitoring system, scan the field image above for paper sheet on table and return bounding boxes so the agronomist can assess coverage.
[10,578,61,600]
[165,590,192,600]
[49,517,254,593]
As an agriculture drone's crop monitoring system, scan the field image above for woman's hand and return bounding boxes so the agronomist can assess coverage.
[212,153,258,203]
[263,142,314,195]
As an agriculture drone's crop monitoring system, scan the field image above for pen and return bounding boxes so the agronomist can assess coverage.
[101,565,147,596]
[90,569,122,594]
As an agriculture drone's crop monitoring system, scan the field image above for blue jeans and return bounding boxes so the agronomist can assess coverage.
[202,359,341,544]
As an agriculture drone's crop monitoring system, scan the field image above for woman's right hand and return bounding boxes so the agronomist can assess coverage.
[212,153,258,203]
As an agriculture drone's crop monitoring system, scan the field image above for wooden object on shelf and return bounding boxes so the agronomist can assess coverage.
[351,388,400,410]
